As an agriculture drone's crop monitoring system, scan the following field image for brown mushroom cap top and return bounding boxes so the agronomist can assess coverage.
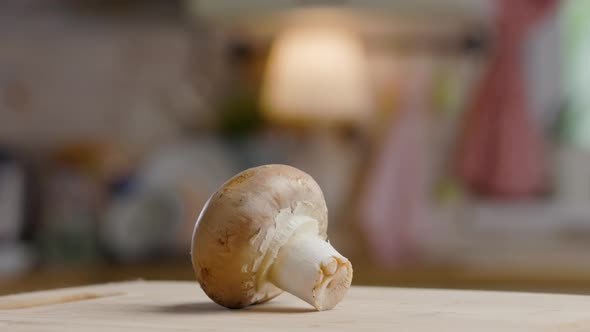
[191,164,328,308]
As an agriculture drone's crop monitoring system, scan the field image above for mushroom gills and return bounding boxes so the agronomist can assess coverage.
[269,216,353,311]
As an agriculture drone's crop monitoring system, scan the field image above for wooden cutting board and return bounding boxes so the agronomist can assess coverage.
[0,281,588,331]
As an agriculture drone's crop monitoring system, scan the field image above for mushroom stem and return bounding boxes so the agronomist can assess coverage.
[269,232,353,311]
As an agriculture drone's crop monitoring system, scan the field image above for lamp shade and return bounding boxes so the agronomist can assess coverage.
[261,26,373,125]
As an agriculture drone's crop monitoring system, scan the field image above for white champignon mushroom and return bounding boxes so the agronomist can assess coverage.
[191,164,353,311]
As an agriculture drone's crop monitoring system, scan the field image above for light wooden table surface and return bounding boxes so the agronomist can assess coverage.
[3,261,590,296]
[0,281,589,331]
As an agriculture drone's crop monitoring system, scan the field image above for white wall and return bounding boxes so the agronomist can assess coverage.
[0,7,203,151]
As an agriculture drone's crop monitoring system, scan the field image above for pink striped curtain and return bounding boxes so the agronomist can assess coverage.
[456,0,557,198]
[359,60,434,265]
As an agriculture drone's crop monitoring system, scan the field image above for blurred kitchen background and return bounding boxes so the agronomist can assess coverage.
[2,0,590,295]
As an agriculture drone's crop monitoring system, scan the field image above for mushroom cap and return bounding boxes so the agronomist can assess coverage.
[191,164,328,308]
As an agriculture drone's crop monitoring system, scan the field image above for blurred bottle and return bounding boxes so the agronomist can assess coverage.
[38,168,102,265]
[36,144,108,265]
[100,139,237,261]
[0,150,36,277]
[101,176,183,262]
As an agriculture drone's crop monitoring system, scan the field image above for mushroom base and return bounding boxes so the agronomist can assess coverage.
[269,234,353,311]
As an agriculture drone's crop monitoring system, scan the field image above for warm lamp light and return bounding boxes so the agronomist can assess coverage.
[261,26,373,125]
